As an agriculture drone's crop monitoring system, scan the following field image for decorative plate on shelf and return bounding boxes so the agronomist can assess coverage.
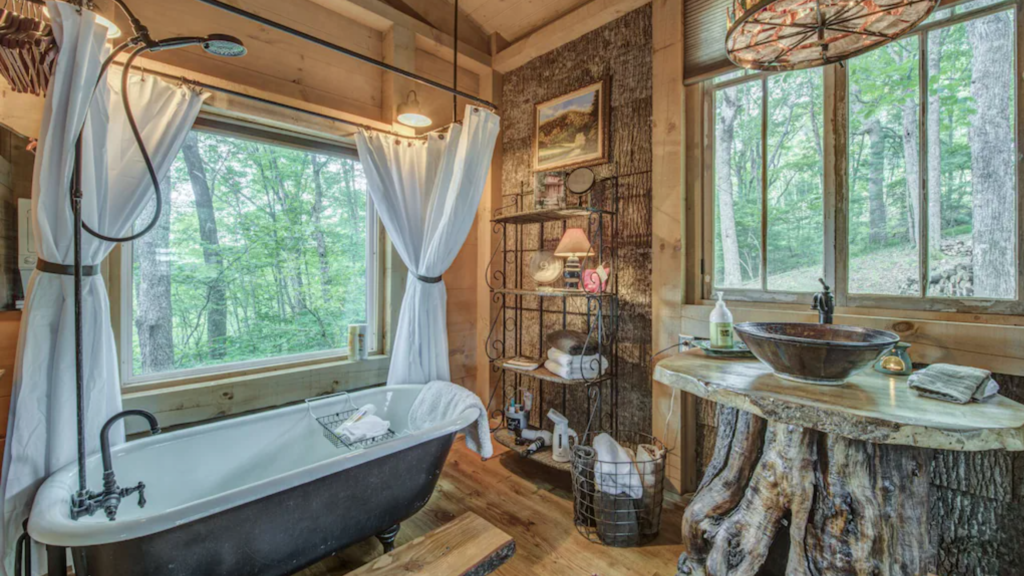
[693,339,754,358]
[529,250,563,284]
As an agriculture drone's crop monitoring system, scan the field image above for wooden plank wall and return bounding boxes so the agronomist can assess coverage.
[498,6,653,437]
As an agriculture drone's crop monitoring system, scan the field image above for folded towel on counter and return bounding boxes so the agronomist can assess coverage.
[335,414,391,445]
[908,363,1000,404]
[545,330,598,356]
[409,380,493,458]
[593,433,643,499]
[544,358,607,381]
[547,347,609,371]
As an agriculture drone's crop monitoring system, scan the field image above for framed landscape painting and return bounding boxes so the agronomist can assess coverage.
[533,80,608,172]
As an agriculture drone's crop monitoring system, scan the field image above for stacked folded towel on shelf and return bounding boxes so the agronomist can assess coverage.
[908,363,1000,404]
[545,330,598,356]
[544,347,608,380]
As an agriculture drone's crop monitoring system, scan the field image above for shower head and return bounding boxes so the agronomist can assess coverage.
[202,34,247,58]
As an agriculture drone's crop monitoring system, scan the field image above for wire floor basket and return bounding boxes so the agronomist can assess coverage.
[306,392,398,450]
[570,431,666,547]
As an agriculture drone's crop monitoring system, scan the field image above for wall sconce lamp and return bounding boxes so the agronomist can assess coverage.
[397,90,432,128]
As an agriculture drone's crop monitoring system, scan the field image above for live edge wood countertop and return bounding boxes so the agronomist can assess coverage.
[654,349,1024,452]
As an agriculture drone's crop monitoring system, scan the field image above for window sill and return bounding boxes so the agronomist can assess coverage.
[681,302,1024,377]
[121,355,390,434]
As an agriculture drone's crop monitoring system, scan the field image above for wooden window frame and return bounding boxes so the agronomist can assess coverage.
[700,0,1024,315]
[107,114,389,391]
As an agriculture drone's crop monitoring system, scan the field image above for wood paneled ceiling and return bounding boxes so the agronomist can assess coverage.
[456,0,594,43]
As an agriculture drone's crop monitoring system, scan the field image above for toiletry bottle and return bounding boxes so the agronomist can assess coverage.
[506,399,520,433]
[709,292,734,349]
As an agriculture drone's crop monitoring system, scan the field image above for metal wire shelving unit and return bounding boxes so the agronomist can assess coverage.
[485,174,620,469]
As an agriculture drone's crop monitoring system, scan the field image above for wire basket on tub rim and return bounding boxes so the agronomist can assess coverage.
[305,391,398,450]
[570,431,666,547]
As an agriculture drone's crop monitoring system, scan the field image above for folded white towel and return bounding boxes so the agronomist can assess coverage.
[546,347,608,372]
[409,380,494,458]
[336,414,390,445]
[593,433,643,498]
[544,358,607,381]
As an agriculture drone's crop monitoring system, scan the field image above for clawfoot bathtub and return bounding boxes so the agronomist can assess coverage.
[28,385,477,576]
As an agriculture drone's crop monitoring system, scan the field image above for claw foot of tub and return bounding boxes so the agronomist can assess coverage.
[375,524,401,554]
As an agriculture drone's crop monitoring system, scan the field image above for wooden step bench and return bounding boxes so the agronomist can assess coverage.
[349,513,515,576]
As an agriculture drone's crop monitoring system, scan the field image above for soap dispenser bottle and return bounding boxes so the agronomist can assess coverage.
[709,292,734,349]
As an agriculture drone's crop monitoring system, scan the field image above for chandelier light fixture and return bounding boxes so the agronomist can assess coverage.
[726,0,939,71]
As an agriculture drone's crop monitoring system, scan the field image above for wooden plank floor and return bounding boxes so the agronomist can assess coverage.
[297,439,687,576]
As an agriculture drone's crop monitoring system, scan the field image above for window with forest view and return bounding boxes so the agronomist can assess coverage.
[712,68,824,293]
[848,2,1016,299]
[127,127,375,381]
[707,0,1019,310]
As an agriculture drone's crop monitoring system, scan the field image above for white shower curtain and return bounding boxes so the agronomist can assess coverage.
[0,3,207,573]
[356,106,499,386]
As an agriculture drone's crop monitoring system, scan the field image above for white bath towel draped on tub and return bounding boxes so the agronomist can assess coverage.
[409,381,493,458]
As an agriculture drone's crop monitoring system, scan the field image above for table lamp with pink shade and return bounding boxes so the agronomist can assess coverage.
[554,228,592,289]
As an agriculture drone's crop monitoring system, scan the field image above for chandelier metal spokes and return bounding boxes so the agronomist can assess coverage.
[726,0,939,71]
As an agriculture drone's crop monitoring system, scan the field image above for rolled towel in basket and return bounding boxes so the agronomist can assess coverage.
[592,433,643,499]
[334,414,390,444]
[635,444,663,491]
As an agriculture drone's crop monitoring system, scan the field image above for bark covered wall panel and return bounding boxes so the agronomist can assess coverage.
[499,6,653,436]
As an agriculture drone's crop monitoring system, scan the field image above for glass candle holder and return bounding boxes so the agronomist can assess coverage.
[874,342,913,376]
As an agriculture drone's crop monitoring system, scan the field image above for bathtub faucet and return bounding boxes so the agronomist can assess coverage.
[70,410,161,522]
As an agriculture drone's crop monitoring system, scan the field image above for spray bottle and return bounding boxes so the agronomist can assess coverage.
[547,409,578,463]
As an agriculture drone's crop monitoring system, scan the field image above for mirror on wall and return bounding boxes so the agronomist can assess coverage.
[0,124,36,311]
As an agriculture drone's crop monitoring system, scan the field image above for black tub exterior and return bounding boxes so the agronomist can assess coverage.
[58,432,455,576]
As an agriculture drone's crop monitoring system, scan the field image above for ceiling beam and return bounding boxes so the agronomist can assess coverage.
[386,0,492,52]
[492,0,650,72]
[308,0,493,73]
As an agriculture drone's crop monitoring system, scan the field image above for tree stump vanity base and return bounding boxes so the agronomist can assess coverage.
[677,407,931,576]
[654,350,1024,576]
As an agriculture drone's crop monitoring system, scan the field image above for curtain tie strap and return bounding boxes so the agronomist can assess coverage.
[36,258,100,277]
[413,273,443,284]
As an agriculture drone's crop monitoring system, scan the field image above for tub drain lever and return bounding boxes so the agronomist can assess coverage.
[71,410,161,522]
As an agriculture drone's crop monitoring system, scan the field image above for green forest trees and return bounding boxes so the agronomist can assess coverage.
[713,3,1017,300]
[131,130,370,378]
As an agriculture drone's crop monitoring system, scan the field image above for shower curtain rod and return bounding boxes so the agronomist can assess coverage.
[111,61,438,140]
[193,0,497,110]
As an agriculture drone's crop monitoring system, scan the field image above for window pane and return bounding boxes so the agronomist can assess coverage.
[714,80,763,289]
[766,68,824,292]
[926,10,1016,299]
[131,130,370,377]
[925,0,1006,25]
[848,36,921,295]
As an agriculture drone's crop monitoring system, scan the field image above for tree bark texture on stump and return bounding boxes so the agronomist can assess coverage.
[678,405,933,576]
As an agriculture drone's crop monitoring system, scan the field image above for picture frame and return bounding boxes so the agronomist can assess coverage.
[533,79,609,172]
[534,172,566,209]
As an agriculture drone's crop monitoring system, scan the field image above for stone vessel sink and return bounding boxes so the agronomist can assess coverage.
[734,322,900,385]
